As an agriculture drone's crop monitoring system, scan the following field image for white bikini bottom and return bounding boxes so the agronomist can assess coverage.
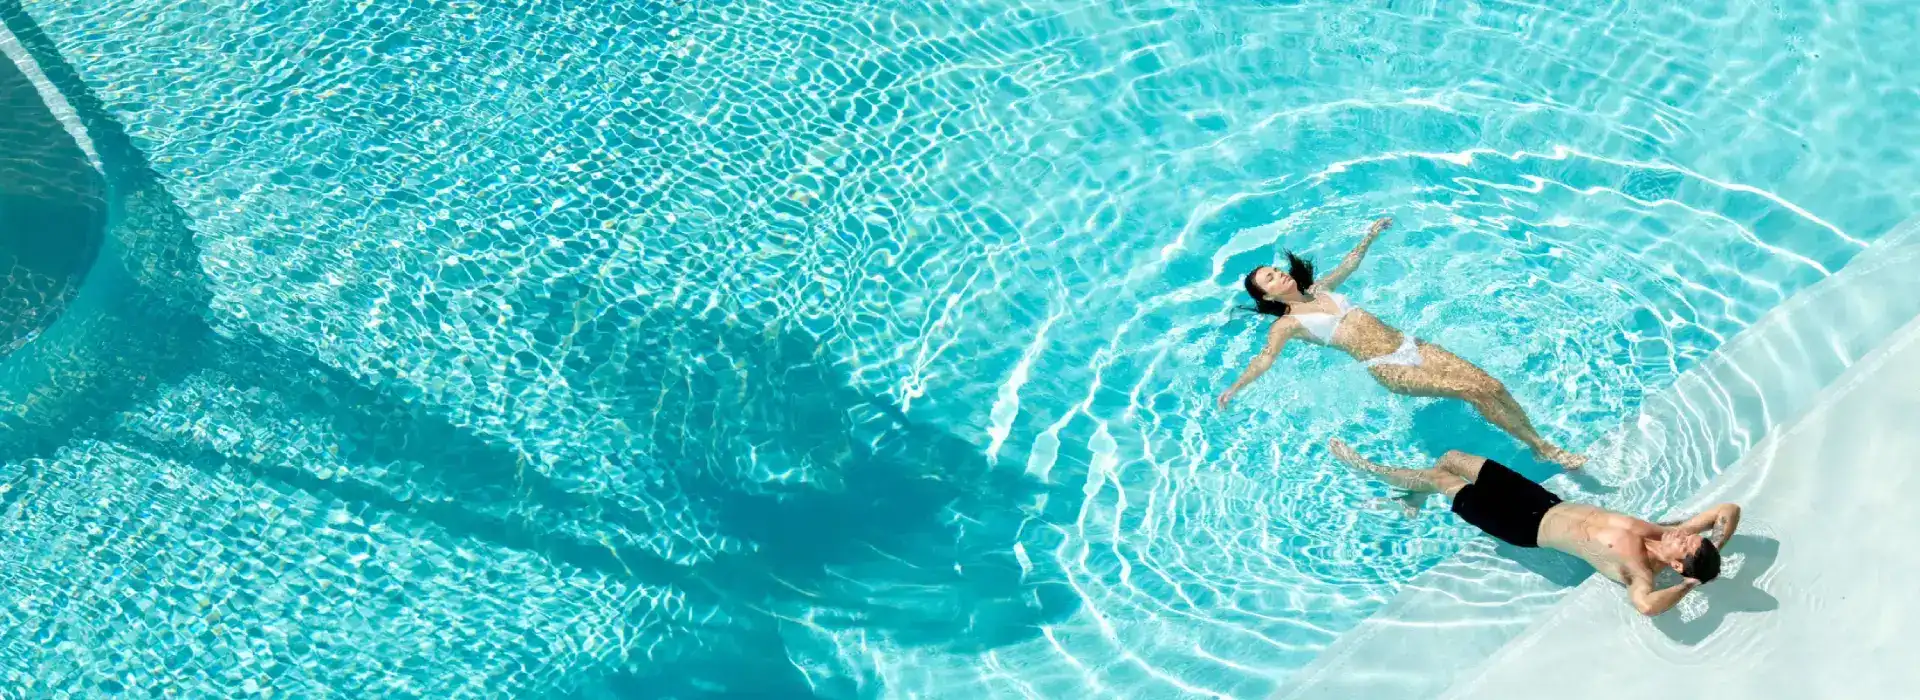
[1362,335,1424,368]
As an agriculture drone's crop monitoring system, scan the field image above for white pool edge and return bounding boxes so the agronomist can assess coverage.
[1442,285,1920,699]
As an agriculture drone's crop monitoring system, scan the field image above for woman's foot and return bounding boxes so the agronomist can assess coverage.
[1535,446,1588,470]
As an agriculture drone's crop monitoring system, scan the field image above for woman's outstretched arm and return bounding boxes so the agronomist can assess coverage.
[1218,318,1296,409]
[1312,217,1392,292]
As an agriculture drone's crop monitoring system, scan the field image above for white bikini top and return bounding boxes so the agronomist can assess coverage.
[1290,292,1354,343]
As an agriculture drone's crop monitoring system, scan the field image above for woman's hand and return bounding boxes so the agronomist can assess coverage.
[1217,389,1236,410]
[1314,218,1392,291]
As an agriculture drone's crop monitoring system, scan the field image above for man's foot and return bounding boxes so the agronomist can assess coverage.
[1333,440,1419,517]
[1329,438,1369,473]
[1535,446,1588,470]
[1367,493,1429,518]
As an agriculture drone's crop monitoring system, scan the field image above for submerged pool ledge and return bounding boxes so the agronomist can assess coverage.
[1281,215,1920,700]
[0,8,210,456]
[1446,292,1920,699]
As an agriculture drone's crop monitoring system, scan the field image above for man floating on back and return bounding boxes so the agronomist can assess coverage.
[1330,439,1741,616]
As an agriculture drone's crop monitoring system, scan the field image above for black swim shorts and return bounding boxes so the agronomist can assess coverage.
[1449,459,1563,548]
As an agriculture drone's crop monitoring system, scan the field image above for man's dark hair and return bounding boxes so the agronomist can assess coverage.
[1680,538,1721,583]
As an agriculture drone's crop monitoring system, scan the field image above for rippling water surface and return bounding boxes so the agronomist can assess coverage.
[4,0,1918,696]
[0,43,99,354]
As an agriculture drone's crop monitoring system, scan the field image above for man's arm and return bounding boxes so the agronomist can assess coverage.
[1310,217,1391,292]
[1664,503,1743,547]
[1628,567,1698,617]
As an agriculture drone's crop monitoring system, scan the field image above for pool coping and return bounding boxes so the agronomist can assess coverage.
[1278,214,1920,700]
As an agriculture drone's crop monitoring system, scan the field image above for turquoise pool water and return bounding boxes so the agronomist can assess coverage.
[3,0,1917,697]
[0,43,100,354]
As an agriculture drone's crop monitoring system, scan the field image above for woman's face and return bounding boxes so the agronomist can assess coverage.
[1253,265,1297,298]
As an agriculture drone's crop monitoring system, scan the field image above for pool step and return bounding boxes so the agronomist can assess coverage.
[1280,214,1920,700]
[91,333,887,696]
[111,357,733,584]
[0,437,675,696]
[1442,291,1920,699]
[2,326,844,695]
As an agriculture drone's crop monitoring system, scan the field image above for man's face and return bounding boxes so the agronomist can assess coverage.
[1656,531,1705,572]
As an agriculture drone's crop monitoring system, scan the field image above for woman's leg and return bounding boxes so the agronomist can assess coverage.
[1370,346,1587,469]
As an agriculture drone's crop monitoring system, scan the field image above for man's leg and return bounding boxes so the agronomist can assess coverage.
[1329,440,1468,516]
[1432,449,1489,483]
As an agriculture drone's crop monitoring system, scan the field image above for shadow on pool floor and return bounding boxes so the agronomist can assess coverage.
[3,5,1074,695]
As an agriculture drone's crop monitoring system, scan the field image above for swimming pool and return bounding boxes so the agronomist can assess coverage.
[2,0,1916,696]
[0,45,100,355]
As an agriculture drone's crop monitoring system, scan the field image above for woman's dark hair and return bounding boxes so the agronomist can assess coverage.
[1240,252,1316,318]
